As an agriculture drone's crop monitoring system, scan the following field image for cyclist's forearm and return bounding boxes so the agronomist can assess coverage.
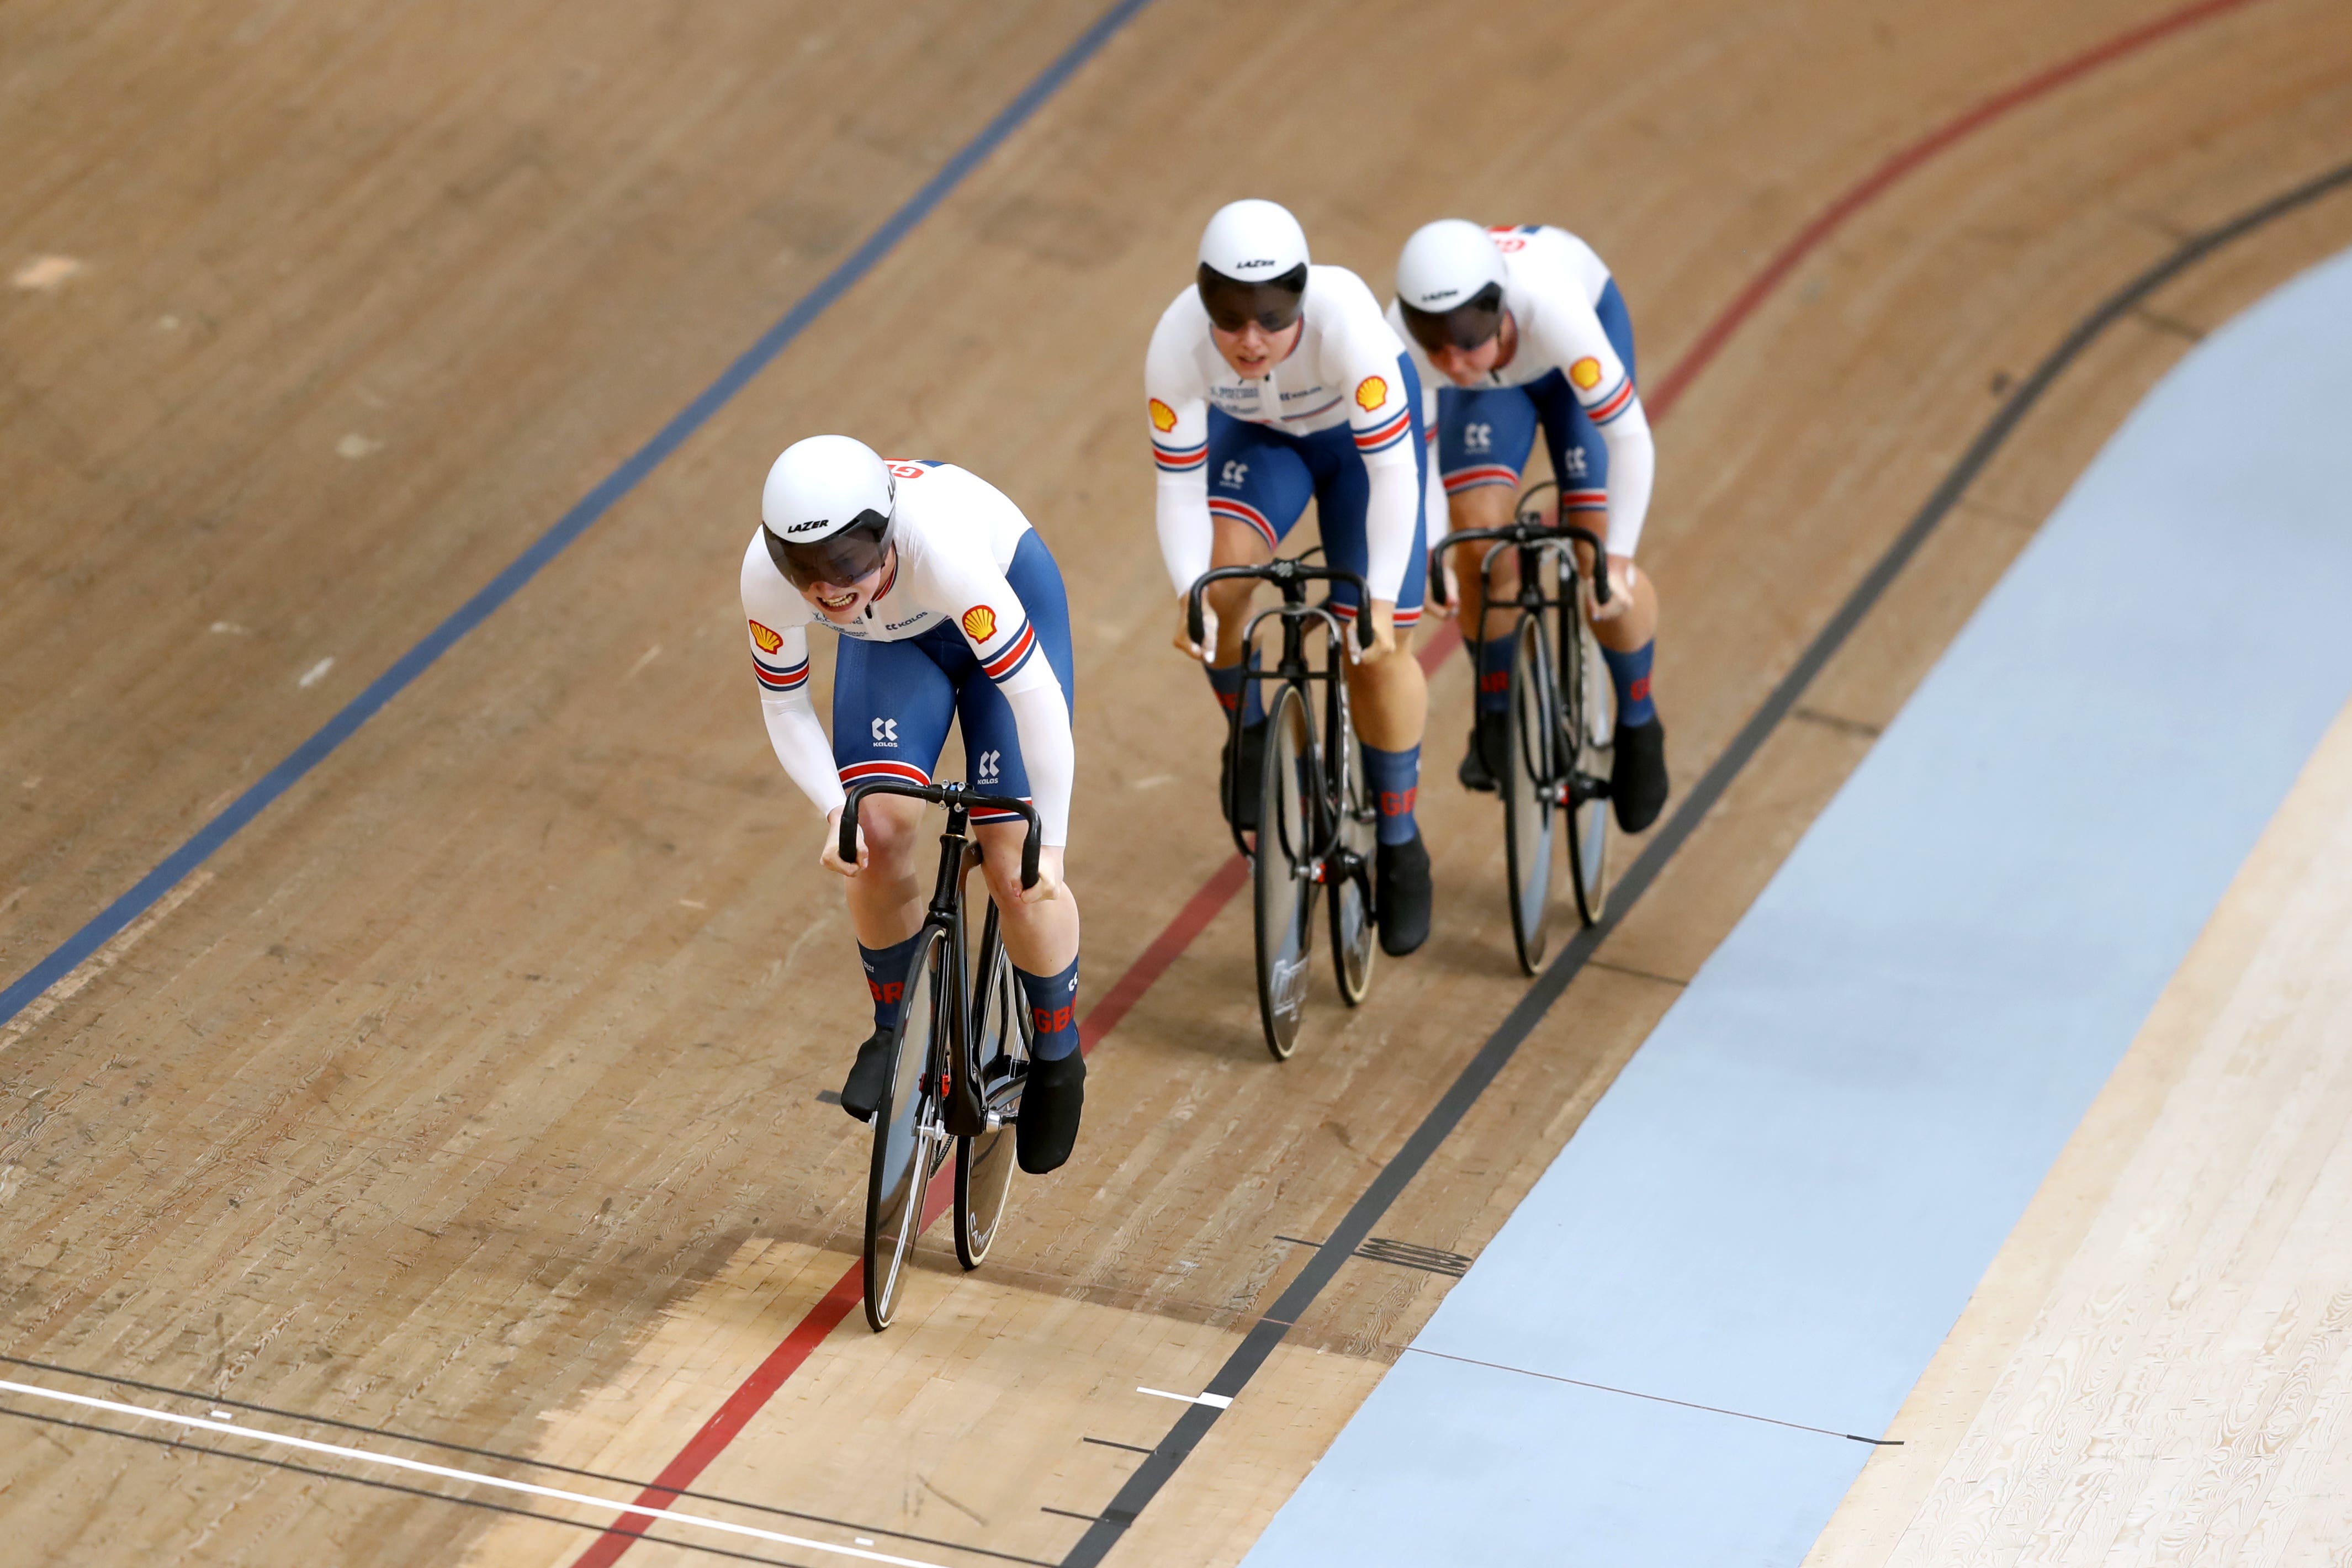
[1598,403,1655,558]
[1155,475,1213,597]
[1002,677,1073,848]
[760,694,847,816]
[1360,457,1419,603]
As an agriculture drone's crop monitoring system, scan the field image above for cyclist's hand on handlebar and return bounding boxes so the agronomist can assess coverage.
[1172,594,1217,662]
[1018,846,1067,905]
[1349,600,1401,664]
[1588,556,1638,623]
[1424,552,1461,622]
[820,806,868,879]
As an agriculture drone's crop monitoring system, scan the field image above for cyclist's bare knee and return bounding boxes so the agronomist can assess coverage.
[855,796,925,878]
[1448,483,1519,615]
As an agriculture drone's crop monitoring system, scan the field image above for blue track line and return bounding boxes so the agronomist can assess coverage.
[0,0,1156,1028]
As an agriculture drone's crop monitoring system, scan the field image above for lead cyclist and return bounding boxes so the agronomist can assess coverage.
[1389,220,1670,832]
[739,436,1085,1174]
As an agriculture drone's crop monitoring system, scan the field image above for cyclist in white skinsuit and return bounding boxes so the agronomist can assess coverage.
[1389,219,1670,831]
[1146,199,1437,955]
[742,436,1085,1174]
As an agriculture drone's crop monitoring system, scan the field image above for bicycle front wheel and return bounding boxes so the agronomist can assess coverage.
[1561,596,1616,928]
[864,927,947,1332]
[1254,682,1318,1061]
[955,907,1029,1270]
[1503,612,1559,975]
[1327,717,1376,1007]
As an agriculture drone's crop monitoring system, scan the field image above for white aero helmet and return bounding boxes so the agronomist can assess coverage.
[760,434,898,589]
[1195,198,1310,332]
[1395,219,1509,354]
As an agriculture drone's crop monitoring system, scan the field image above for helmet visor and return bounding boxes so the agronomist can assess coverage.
[1197,262,1307,334]
[765,509,894,590]
[1400,283,1505,355]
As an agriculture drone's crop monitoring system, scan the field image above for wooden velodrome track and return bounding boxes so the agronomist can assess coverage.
[4,0,2350,1562]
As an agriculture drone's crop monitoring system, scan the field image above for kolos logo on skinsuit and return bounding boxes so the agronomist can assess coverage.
[1569,357,1604,391]
[962,605,997,641]
[1149,399,1178,433]
[1354,375,1389,412]
[747,619,783,654]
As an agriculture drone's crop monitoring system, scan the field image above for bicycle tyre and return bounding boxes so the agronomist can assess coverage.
[864,926,946,1332]
[1503,612,1558,976]
[1327,717,1376,1007]
[1561,591,1615,928]
[1253,682,1318,1061]
[955,906,1028,1270]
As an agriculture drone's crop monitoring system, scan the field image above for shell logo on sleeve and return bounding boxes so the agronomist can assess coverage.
[961,605,998,641]
[1354,375,1389,412]
[1149,398,1178,432]
[748,619,783,654]
[1569,357,1604,391]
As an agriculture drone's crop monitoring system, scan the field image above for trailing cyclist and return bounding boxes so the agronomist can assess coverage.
[739,436,1085,1174]
[1145,199,1437,956]
[1390,220,1671,832]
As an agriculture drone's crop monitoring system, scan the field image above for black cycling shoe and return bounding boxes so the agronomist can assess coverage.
[838,1028,893,1124]
[1611,716,1670,833]
[1456,711,1508,793]
[1221,718,1269,831]
[1375,831,1433,956]
[1017,1051,1085,1174]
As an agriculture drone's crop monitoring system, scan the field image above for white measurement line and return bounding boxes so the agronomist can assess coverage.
[0,1379,950,1567]
[1136,1387,1231,1410]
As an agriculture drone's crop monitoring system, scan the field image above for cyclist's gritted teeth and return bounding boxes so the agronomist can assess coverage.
[815,585,862,611]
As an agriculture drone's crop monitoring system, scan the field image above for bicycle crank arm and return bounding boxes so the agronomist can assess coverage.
[1562,771,1613,806]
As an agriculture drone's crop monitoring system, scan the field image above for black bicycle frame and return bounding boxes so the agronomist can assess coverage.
[839,780,1040,1138]
[1435,485,1612,807]
[1186,558,1375,861]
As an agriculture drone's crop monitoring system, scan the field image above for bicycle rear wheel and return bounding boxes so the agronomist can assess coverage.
[1327,718,1376,1007]
[1503,612,1559,975]
[864,928,946,1332]
[955,908,1029,1270]
[1253,682,1318,1061]
[1561,598,1616,928]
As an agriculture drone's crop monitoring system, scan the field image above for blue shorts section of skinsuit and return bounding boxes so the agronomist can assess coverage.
[829,529,1073,823]
[1437,274,1633,511]
[1206,351,1431,624]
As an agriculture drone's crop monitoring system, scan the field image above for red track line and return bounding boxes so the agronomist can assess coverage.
[566,4,2261,1560]
[569,858,1254,1567]
[1644,0,2263,419]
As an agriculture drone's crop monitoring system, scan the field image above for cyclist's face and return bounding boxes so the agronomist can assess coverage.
[1210,316,1302,378]
[797,548,893,622]
[1429,329,1505,386]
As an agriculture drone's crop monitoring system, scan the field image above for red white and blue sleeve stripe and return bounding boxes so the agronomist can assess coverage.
[1353,406,1413,454]
[752,649,809,693]
[1153,437,1206,473]
[980,617,1040,685]
[1586,375,1639,426]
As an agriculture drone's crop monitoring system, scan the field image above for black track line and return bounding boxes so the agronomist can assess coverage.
[1057,156,2352,1568]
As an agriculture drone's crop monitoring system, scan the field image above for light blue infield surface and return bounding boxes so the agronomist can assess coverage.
[1245,249,2352,1567]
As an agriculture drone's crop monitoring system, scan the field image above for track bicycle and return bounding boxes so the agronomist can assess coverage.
[839,780,1041,1332]
[1435,481,1617,972]
[1187,555,1380,1062]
